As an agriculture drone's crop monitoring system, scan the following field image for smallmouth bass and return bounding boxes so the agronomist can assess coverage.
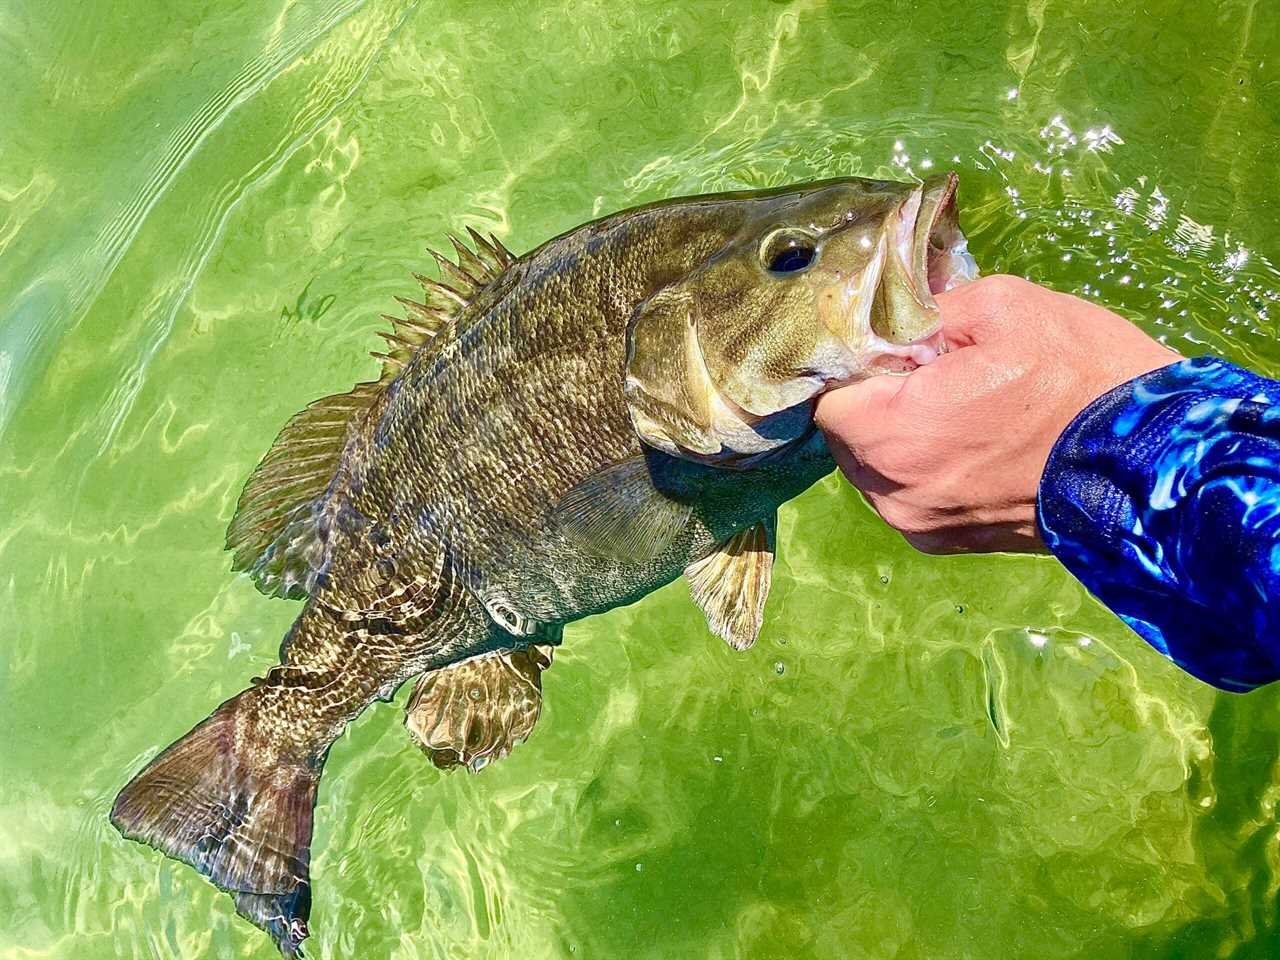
[112,174,976,953]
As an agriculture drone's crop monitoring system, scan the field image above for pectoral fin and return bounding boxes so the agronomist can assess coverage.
[685,518,775,651]
[549,455,693,561]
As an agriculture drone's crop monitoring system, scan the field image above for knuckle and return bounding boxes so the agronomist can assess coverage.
[977,273,1031,305]
[875,501,909,531]
[885,507,930,538]
[875,446,916,479]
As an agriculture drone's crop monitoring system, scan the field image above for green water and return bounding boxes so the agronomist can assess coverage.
[3,1,1280,957]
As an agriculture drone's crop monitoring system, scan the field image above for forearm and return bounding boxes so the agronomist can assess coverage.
[1037,356,1280,691]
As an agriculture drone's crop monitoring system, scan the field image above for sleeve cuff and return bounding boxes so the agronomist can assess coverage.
[1037,355,1280,691]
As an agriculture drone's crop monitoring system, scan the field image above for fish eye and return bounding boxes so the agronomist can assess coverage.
[760,229,818,276]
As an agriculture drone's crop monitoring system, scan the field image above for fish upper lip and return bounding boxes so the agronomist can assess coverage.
[822,174,974,385]
[920,171,975,297]
[925,174,960,245]
[870,172,974,373]
[916,172,958,300]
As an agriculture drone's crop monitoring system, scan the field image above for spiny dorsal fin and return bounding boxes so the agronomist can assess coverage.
[373,230,515,381]
[685,517,776,651]
[467,226,515,271]
[228,230,518,599]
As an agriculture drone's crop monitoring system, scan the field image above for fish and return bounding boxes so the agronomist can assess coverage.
[110,173,977,954]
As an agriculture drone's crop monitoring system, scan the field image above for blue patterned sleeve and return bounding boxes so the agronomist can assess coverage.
[1037,356,1280,692]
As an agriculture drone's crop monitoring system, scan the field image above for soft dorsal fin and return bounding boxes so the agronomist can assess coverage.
[549,455,694,562]
[226,381,380,598]
[227,230,517,599]
[685,517,775,651]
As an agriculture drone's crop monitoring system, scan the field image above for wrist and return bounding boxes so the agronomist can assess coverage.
[1037,354,1228,550]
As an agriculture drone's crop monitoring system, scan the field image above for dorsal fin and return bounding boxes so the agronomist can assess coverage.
[226,381,381,598]
[228,230,518,599]
[373,230,515,381]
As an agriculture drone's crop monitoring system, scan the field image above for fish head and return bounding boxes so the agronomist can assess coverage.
[624,173,977,466]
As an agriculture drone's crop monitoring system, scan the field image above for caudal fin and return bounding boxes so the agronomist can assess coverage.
[110,688,319,956]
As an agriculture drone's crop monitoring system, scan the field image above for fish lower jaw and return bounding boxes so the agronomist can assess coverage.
[864,327,947,374]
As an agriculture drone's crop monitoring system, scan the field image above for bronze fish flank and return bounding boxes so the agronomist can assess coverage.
[111,174,977,953]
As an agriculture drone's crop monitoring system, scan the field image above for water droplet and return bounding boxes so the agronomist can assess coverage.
[635,862,643,872]
[879,575,889,584]
[777,636,789,646]
[774,661,786,676]
[468,687,482,700]
[955,604,965,614]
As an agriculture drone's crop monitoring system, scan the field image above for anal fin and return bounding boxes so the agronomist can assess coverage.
[405,645,555,772]
[685,517,775,651]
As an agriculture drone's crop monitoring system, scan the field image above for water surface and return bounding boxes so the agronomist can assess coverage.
[2,1,1279,957]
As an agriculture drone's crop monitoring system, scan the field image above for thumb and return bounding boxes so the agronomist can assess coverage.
[935,274,1028,348]
[813,372,905,445]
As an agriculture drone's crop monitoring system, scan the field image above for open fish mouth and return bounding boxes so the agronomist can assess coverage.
[625,171,981,468]
[697,174,979,467]
[859,171,978,374]
[922,171,978,297]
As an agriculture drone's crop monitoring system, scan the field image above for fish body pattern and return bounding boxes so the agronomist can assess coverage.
[111,174,976,954]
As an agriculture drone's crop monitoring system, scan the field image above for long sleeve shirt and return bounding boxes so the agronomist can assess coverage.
[1038,356,1280,692]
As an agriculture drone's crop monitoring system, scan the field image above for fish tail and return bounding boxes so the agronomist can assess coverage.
[111,685,320,956]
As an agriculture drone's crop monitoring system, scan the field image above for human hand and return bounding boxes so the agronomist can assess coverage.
[814,275,1182,554]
